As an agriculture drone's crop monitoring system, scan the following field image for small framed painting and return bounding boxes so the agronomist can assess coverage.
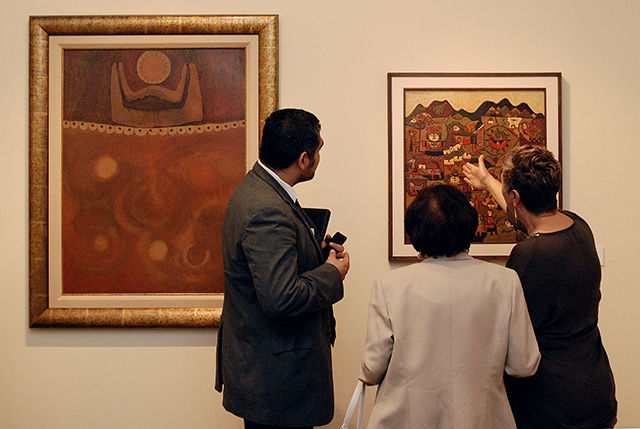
[388,72,562,261]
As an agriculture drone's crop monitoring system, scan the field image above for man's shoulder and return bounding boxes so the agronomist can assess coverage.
[231,171,283,205]
[226,171,292,226]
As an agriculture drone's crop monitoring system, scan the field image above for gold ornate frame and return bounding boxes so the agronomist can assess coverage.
[29,15,278,327]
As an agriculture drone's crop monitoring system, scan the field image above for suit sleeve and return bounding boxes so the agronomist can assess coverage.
[359,276,393,385]
[243,205,343,319]
[505,271,541,377]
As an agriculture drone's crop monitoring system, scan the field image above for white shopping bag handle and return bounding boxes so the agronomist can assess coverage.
[341,380,365,429]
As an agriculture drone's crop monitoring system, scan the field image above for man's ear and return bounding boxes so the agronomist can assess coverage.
[296,151,310,170]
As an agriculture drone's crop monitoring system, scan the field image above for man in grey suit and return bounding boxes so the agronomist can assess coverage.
[215,109,350,429]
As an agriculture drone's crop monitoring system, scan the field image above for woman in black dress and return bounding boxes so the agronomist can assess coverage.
[463,145,617,429]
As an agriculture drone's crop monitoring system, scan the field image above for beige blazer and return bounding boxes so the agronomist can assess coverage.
[359,253,540,429]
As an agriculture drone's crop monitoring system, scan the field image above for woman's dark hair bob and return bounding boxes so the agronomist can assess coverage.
[405,184,478,258]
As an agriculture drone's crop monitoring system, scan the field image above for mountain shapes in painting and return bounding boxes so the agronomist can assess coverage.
[403,98,545,244]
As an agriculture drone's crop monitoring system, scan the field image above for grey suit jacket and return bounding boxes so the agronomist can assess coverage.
[215,162,344,427]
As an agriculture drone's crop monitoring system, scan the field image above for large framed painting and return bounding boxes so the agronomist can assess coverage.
[29,15,278,327]
[388,73,562,261]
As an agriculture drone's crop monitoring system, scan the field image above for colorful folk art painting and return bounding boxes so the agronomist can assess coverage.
[61,48,247,295]
[403,89,547,244]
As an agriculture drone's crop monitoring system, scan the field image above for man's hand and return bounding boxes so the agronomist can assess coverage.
[326,249,350,280]
[322,233,346,258]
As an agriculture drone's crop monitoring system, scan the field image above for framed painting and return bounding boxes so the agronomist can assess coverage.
[29,15,278,327]
[388,73,562,261]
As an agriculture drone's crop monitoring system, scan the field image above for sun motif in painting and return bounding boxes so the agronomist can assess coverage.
[484,124,518,154]
[136,50,172,84]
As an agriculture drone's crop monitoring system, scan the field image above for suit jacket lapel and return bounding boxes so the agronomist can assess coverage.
[252,162,337,345]
[252,162,323,257]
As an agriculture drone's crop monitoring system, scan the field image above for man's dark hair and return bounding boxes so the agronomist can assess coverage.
[501,145,561,214]
[259,109,321,170]
[405,184,478,258]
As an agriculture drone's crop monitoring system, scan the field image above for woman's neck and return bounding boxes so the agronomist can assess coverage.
[519,209,573,236]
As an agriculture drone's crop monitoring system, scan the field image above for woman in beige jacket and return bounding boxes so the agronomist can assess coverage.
[359,184,540,429]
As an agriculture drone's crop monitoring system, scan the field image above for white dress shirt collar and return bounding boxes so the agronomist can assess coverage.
[258,159,298,203]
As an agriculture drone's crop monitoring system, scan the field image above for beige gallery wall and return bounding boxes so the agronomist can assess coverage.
[1,0,639,428]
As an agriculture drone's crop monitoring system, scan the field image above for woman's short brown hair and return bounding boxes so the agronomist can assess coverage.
[501,145,561,214]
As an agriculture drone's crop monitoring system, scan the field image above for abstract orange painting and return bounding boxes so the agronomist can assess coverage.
[28,15,278,327]
[61,48,246,295]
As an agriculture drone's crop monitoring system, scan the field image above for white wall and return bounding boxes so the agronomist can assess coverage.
[2,0,639,427]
